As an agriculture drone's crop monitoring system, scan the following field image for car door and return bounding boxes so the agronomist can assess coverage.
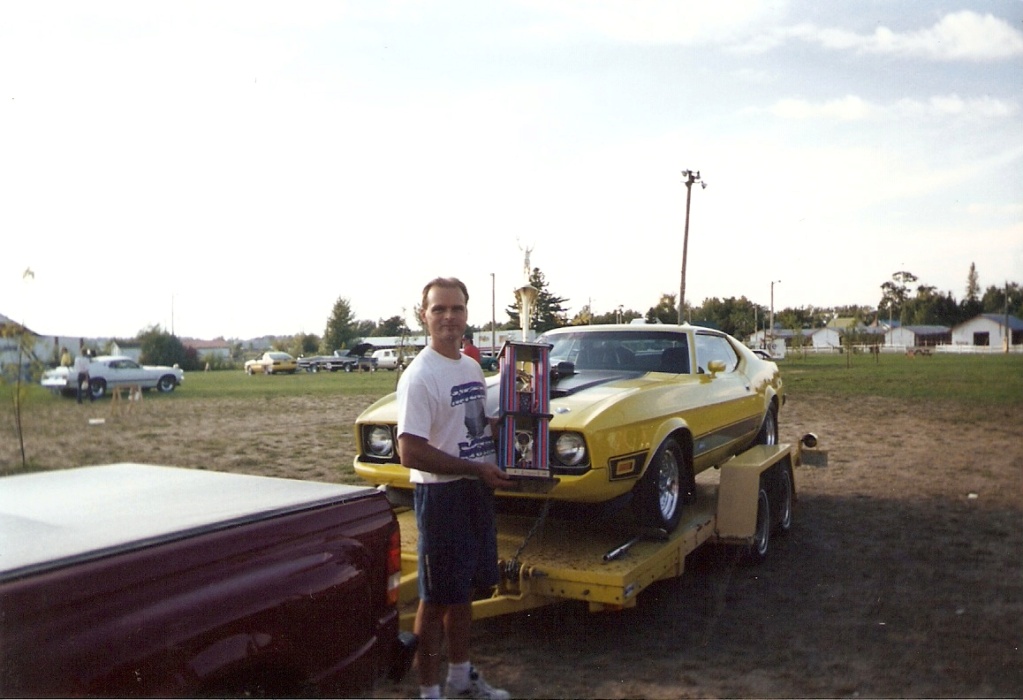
[110,359,148,387]
[691,332,763,466]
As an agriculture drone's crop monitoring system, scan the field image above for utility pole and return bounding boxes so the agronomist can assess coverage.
[678,169,706,324]
[769,280,781,350]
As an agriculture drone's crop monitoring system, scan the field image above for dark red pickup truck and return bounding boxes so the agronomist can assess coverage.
[0,464,412,698]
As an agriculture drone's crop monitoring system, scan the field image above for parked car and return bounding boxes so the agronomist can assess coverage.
[477,352,499,371]
[297,343,377,373]
[354,323,784,532]
[41,356,184,400]
[244,351,298,375]
[372,348,414,371]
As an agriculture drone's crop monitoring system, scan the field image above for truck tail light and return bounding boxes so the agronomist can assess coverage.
[386,524,401,607]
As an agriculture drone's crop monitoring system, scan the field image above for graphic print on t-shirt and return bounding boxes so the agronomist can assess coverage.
[452,381,495,460]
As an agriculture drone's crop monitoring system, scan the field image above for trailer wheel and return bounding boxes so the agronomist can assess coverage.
[744,485,771,565]
[773,463,794,534]
[631,438,690,532]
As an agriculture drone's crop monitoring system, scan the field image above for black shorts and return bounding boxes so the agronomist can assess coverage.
[414,479,500,605]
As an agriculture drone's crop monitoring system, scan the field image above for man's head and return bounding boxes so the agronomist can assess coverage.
[420,277,469,312]
[420,277,469,357]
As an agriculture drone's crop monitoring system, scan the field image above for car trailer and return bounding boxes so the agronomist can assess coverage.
[392,437,818,630]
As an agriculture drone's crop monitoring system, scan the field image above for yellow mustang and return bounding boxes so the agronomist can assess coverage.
[353,323,784,532]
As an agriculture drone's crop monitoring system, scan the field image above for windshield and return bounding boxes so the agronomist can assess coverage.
[539,330,691,374]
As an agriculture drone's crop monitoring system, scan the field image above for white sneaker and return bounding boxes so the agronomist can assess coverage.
[445,666,510,700]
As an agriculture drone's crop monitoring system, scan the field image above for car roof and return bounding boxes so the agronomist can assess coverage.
[542,323,689,335]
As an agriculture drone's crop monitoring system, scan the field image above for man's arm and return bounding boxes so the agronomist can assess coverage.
[398,434,516,491]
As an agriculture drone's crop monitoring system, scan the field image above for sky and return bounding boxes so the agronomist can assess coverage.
[2,1,1021,340]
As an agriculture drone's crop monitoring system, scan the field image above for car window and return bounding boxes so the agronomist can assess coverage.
[694,333,739,373]
[541,331,691,374]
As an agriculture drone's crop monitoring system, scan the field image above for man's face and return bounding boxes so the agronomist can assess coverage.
[422,285,468,347]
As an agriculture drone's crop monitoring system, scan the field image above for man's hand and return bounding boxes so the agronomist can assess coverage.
[478,463,517,491]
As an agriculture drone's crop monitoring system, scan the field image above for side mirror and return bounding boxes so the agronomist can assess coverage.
[707,360,726,375]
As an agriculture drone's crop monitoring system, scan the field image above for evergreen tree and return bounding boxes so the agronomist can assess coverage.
[321,297,358,352]
[505,267,569,333]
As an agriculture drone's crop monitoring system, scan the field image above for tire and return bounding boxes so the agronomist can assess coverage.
[157,375,176,393]
[754,405,778,446]
[344,364,353,373]
[631,438,691,532]
[89,378,107,400]
[744,485,771,564]
[772,463,794,534]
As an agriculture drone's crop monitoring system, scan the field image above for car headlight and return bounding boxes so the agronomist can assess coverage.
[364,425,395,458]
[553,432,587,467]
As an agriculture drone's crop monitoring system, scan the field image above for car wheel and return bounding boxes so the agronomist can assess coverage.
[754,405,778,446]
[157,375,176,393]
[344,364,353,372]
[90,378,107,400]
[771,463,794,534]
[631,438,690,532]
[743,484,771,564]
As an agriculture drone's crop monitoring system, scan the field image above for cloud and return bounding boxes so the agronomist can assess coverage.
[790,11,1023,61]
[765,94,1017,122]
[516,0,783,44]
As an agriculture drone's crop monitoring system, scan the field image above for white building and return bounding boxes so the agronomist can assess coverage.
[886,325,951,348]
[951,314,1023,350]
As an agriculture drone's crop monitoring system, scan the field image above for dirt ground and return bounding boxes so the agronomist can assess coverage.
[2,391,1021,698]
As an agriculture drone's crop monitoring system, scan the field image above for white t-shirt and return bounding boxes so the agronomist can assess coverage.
[396,346,496,484]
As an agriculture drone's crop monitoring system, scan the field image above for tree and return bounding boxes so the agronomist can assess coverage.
[288,333,320,358]
[138,326,188,368]
[981,282,1023,318]
[505,267,569,333]
[879,270,918,325]
[646,294,678,325]
[569,303,594,326]
[321,297,358,352]
[966,262,980,302]
[371,316,406,337]
[690,296,760,338]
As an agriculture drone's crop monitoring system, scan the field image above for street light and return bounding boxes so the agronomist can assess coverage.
[678,169,707,324]
[769,280,781,349]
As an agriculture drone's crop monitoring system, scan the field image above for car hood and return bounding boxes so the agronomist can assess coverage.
[359,369,646,425]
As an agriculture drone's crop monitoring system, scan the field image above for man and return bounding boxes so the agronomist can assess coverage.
[461,332,482,363]
[73,349,93,404]
[397,277,515,700]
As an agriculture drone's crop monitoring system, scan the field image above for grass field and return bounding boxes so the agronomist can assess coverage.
[4,352,1022,408]
[779,351,1023,404]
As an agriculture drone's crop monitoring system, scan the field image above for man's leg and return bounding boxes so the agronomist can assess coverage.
[444,602,473,664]
[414,600,447,689]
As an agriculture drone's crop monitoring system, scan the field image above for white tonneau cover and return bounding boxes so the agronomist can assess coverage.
[0,464,376,581]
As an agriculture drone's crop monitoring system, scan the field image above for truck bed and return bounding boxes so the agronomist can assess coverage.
[0,463,379,582]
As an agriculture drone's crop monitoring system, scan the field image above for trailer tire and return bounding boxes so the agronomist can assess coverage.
[743,485,771,565]
[772,463,794,534]
[631,438,691,532]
